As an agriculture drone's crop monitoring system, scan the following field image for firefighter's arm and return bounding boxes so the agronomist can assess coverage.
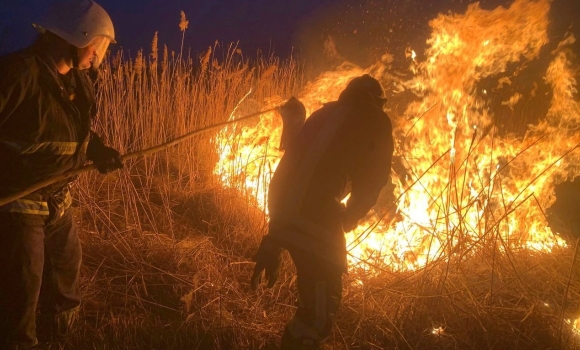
[78,70,123,174]
[343,119,394,231]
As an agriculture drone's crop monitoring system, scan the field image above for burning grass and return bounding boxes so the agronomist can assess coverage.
[43,0,580,348]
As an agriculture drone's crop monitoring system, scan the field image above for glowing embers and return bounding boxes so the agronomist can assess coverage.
[432,326,445,336]
[565,317,580,336]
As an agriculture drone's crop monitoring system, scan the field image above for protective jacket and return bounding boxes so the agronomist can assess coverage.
[267,98,393,271]
[0,44,97,223]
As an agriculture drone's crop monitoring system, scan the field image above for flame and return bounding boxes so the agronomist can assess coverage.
[432,326,445,336]
[213,65,367,211]
[214,0,579,273]
[213,108,281,211]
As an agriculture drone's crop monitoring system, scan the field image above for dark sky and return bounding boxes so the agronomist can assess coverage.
[0,0,347,57]
[1,0,578,67]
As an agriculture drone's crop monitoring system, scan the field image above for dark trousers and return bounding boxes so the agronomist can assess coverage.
[282,247,343,350]
[0,210,82,349]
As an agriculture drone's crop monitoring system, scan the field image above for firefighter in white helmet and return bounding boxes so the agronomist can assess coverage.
[251,75,394,349]
[0,1,122,347]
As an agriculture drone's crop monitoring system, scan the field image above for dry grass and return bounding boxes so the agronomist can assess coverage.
[36,36,580,349]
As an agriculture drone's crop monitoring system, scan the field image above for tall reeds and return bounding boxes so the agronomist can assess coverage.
[63,33,580,350]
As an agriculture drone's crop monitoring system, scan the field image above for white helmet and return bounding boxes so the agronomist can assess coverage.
[34,0,115,68]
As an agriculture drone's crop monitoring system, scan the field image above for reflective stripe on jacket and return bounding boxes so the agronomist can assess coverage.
[0,185,72,220]
[0,198,50,216]
[0,188,72,214]
[0,140,85,155]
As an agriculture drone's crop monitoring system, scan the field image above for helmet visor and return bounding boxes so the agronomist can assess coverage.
[90,36,111,68]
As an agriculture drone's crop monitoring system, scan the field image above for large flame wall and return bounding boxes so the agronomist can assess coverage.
[214,0,579,272]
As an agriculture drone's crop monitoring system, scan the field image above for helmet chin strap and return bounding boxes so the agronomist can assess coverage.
[70,44,80,69]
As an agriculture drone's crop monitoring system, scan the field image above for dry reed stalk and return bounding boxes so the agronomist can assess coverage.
[51,31,580,350]
[559,238,580,346]
[178,11,189,60]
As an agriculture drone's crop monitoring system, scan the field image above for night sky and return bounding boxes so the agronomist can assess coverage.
[0,0,347,57]
[1,0,579,68]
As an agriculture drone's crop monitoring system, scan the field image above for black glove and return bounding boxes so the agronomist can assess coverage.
[86,132,124,174]
[251,235,282,290]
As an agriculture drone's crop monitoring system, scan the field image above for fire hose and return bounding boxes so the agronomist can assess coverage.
[0,106,282,207]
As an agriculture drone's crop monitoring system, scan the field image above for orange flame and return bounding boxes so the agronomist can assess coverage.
[214,0,578,273]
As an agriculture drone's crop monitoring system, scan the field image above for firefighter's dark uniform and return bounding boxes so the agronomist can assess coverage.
[267,94,393,348]
[0,44,101,349]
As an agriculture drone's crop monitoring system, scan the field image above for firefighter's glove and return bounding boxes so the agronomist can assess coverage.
[251,235,282,290]
[92,147,123,174]
[87,133,124,174]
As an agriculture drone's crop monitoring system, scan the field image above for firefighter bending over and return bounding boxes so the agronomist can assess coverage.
[251,75,394,349]
[0,0,123,348]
